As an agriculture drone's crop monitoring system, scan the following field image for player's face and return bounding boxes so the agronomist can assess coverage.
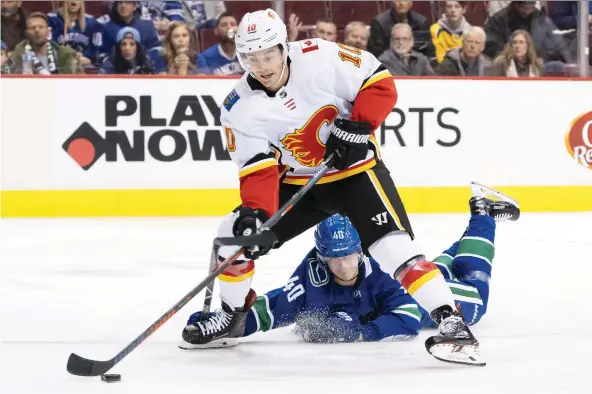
[344,26,368,50]
[445,1,464,23]
[120,38,137,61]
[171,25,190,50]
[327,253,360,282]
[67,1,82,14]
[242,46,285,88]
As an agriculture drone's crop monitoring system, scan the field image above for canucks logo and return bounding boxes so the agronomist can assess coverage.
[223,89,240,111]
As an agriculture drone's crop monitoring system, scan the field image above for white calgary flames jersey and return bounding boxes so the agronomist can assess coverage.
[220,38,393,186]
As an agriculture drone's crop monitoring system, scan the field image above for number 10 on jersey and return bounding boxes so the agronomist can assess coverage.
[337,43,362,68]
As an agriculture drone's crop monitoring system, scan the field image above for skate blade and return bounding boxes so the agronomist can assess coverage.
[428,343,486,367]
[470,181,519,208]
[178,337,238,350]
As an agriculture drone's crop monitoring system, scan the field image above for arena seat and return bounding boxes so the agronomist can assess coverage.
[329,1,382,27]
[284,1,329,26]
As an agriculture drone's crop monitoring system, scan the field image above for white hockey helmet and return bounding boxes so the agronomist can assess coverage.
[235,9,289,72]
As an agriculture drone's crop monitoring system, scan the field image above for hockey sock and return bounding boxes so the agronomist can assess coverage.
[369,232,455,315]
[396,259,456,314]
[219,260,255,310]
[449,214,496,309]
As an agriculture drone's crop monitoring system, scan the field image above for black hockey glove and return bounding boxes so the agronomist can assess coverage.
[324,118,372,171]
[232,206,277,260]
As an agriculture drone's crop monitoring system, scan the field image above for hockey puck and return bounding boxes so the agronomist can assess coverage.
[100,374,121,383]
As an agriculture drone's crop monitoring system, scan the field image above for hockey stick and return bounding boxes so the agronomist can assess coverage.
[66,153,335,377]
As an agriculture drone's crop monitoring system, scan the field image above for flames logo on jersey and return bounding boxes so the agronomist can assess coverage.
[281,106,339,167]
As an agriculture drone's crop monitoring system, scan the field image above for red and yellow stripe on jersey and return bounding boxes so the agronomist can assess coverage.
[219,260,255,283]
[238,152,280,218]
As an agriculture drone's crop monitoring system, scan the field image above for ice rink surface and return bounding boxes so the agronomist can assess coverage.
[1,212,591,393]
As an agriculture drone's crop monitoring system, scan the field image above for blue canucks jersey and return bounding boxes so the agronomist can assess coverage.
[140,1,185,22]
[196,44,243,76]
[47,13,103,62]
[245,251,422,341]
[245,214,496,339]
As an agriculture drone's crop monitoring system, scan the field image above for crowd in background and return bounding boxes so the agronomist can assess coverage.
[1,0,591,77]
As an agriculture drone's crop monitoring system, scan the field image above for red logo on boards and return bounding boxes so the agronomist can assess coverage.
[565,111,592,170]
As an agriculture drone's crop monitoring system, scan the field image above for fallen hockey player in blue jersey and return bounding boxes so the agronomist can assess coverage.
[180,183,519,348]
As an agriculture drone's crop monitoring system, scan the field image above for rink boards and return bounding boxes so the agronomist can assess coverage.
[1,76,591,217]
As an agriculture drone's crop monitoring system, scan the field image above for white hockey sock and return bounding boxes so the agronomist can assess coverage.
[369,231,456,314]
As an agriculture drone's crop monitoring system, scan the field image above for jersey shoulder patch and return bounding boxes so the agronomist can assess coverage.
[223,89,241,111]
[299,38,320,53]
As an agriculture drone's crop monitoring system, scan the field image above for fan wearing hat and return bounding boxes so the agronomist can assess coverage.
[99,26,154,74]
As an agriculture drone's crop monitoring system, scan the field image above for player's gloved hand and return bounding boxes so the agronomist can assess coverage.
[324,118,372,171]
[232,206,277,260]
[297,311,362,343]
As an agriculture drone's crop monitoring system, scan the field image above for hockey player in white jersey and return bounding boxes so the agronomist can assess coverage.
[182,9,483,365]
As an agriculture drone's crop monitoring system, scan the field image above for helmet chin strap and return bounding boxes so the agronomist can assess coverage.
[333,272,359,284]
[272,55,289,89]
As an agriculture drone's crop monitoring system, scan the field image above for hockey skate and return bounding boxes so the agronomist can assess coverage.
[470,181,520,222]
[179,289,256,349]
[425,305,485,367]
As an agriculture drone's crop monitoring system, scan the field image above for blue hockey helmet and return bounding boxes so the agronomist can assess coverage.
[314,214,362,261]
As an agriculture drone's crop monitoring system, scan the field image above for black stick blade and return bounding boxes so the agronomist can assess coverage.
[67,353,114,376]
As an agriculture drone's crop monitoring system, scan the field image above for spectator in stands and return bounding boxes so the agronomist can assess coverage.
[160,21,198,75]
[431,1,470,63]
[437,26,491,76]
[343,21,369,51]
[287,13,303,42]
[484,1,571,63]
[487,1,541,18]
[99,26,154,74]
[196,12,242,75]
[1,1,28,52]
[369,1,433,59]
[98,1,161,62]
[1,40,9,73]
[48,1,103,66]
[140,1,184,39]
[183,1,226,30]
[378,23,435,76]
[312,19,337,42]
[550,1,592,30]
[491,29,543,77]
[7,12,83,74]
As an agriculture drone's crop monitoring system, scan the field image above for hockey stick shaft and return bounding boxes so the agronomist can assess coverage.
[202,152,337,314]
[67,153,335,377]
